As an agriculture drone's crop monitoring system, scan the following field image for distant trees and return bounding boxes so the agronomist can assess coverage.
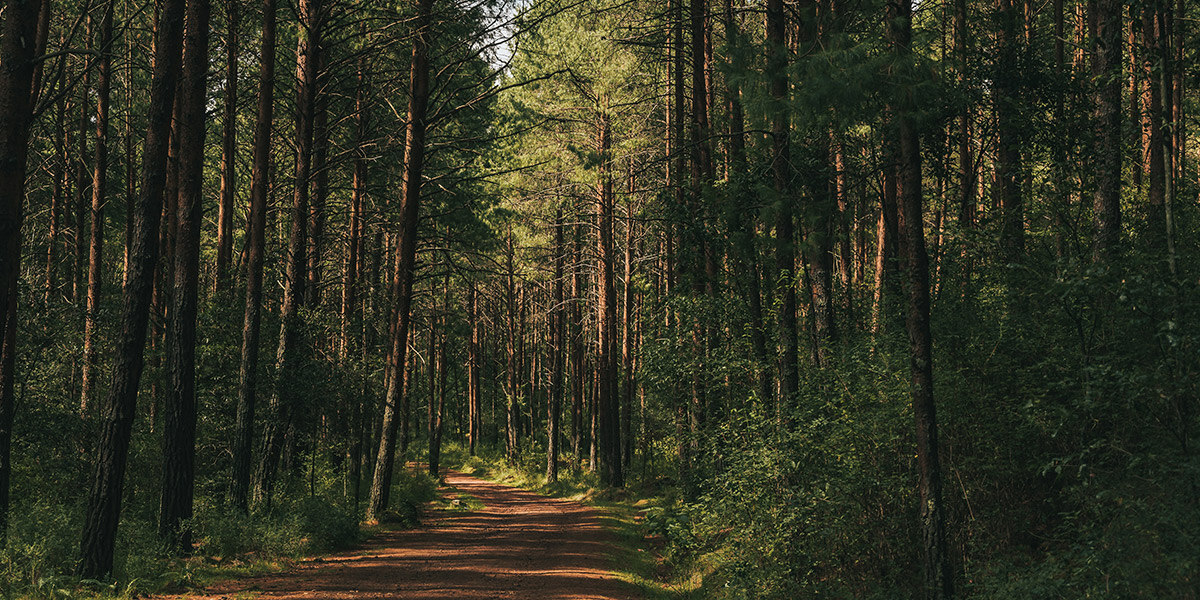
[0,0,1198,595]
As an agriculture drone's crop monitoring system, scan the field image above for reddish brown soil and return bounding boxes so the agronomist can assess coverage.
[174,471,638,599]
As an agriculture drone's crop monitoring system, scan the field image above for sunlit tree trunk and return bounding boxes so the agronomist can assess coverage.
[366,0,435,522]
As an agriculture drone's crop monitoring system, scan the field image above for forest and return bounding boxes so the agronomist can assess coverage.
[0,0,1197,597]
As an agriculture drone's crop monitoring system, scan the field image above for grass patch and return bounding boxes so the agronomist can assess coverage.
[0,469,440,600]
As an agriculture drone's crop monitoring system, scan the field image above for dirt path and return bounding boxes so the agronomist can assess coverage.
[179,471,639,599]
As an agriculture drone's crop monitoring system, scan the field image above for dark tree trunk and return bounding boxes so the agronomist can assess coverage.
[620,206,634,468]
[504,232,519,458]
[1143,2,1166,254]
[215,0,240,292]
[596,111,623,488]
[307,63,329,308]
[723,0,769,400]
[78,0,187,576]
[46,90,67,302]
[82,1,115,415]
[0,0,44,546]
[547,211,565,481]
[888,1,954,597]
[429,275,449,477]
[995,0,1024,262]
[255,0,320,505]
[74,32,92,307]
[570,223,584,469]
[343,45,367,359]
[231,0,276,513]
[366,0,435,522]
[767,0,797,412]
[955,0,974,231]
[1091,0,1122,260]
[468,283,481,455]
[160,0,210,552]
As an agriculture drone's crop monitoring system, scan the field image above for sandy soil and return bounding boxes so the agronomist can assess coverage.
[171,470,639,599]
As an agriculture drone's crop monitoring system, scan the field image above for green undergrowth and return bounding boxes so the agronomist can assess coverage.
[437,440,697,599]
[0,468,439,600]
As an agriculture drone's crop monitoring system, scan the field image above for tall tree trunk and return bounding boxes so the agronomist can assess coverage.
[798,0,837,364]
[504,232,519,458]
[429,273,449,477]
[74,30,92,306]
[620,206,634,468]
[46,89,67,302]
[78,0,187,576]
[0,0,45,549]
[468,283,481,456]
[1091,0,1123,261]
[546,212,565,480]
[767,0,796,412]
[596,110,623,487]
[995,0,1024,262]
[955,0,974,231]
[570,223,584,469]
[308,63,329,308]
[366,0,435,522]
[343,45,367,359]
[82,1,116,415]
[1143,1,1166,255]
[889,1,954,596]
[231,0,276,512]
[215,0,240,292]
[723,0,769,400]
[160,0,210,552]
[255,0,319,505]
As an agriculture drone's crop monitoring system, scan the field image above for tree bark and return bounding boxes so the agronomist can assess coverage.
[889,0,954,596]
[570,223,584,469]
[995,0,1024,262]
[255,0,320,505]
[596,110,623,487]
[366,0,435,522]
[1091,0,1122,261]
[1142,1,1166,255]
[0,0,44,547]
[82,0,116,415]
[766,0,796,411]
[78,0,187,576]
[308,63,329,308]
[429,274,449,477]
[621,206,634,468]
[215,0,240,292]
[468,283,481,455]
[231,0,276,512]
[547,210,565,481]
[160,0,210,552]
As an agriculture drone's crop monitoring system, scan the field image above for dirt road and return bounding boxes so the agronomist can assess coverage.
[181,471,639,599]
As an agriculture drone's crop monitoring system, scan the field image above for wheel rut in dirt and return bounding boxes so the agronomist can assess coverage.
[177,470,638,599]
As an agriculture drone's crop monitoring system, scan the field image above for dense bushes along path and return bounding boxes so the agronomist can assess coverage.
[168,471,638,599]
